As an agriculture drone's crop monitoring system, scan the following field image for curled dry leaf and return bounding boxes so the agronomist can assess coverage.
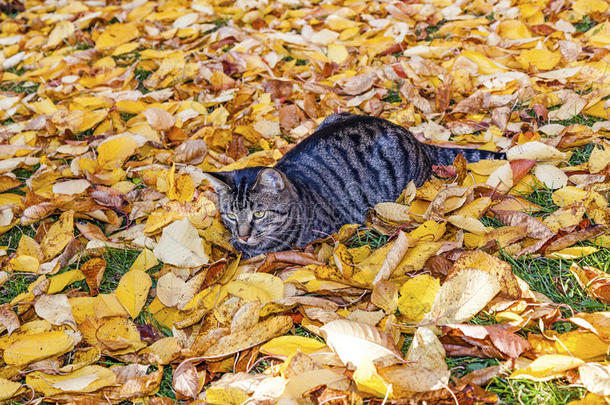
[80,257,106,296]
[506,141,567,161]
[173,360,200,399]
[579,363,610,396]
[373,231,409,284]
[34,294,77,328]
[0,303,20,335]
[534,164,568,190]
[378,326,450,394]
[203,315,293,359]
[153,218,209,267]
[422,268,501,325]
[143,107,175,131]
[174,139,208,165]
[320,319,403,369]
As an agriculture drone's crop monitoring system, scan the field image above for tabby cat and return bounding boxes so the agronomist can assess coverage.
[205,113,505,257]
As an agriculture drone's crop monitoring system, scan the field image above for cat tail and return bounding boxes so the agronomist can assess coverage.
[423,144,506,165]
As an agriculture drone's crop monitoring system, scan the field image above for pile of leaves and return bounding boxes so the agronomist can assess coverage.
[0,0,609,403]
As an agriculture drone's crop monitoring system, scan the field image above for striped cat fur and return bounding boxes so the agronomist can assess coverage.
[205,113,505,257]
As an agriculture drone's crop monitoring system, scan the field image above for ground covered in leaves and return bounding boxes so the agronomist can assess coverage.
[0,0,609,403]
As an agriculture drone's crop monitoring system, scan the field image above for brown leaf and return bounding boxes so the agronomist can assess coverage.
[454,365,503,386]
[264,79,293,100]
[258,251,323,273]
[143,107,175,131]
[173,360,200,399]
[90,186,128,212]
[203,315,293,359]
[545,225,606,253]
[340,72,377,95]
[76,221,108,241]
[441,324,531,360]
[174,139,208,165]
[0,303,20,335]
[509,159,536,183]
[80,257,106,296]
[492,210,555,240]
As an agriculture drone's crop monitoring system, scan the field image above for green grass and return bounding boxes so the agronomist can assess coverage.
[156,365,176,399]
[74,128,95,141]
[346,229,388,249]
[554,113,605,127]
[569,143,596,165]
[134,69,153,93]
[574,15,598,33]
[99,248,145,293]
[480,216,504,228]
[523,187,559,217]
[0,225,36,253]
[0,81,39,94]
[487,378,585,404]
[13,164,40,181]
[120,112,137,122]
[470,310,498,325]
[292,324,324,341]
[446,356,500,379]
[500,249,610,313]
[382,87,402,103]
[0,273,37,304]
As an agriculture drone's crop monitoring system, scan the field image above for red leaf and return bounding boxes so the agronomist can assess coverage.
[509,159,536,182]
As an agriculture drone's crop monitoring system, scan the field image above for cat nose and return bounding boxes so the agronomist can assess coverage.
[239,235,250,242]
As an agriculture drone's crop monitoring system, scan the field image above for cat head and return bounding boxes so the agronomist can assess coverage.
[204,167,297,256]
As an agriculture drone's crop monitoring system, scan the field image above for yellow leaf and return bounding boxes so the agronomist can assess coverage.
[26,365,116,396]
[398,274,440,322]
[328,44,349,64]
[354,359,393,397]
[4,330,75,366]
[510,355,583,381]
[460,50,508,74]
[97,136,138,170]
[375,202,411,222]
[130,248,158,272]
[587,22,610,47]
[447,215,488,235]
[0,378,23,401]
[94,294,129,318]
[589,145,610,174]
[455,197,492,218]
[95,23,140,50]
[139,337,181,365]
[153,218,208,267]
[41,210,74,260]
[408,221,446,242]
[68,296,96,324]
[546,246,598,259]
[9,255,39,273]
[96,317,146,354]
[115,270,152,318]
[497,20,531,40]
[396,241,444,273]
[47,270,85,294]
[47,21,75,48]
[573,0,609,14]
[529,330,609,361]
[226,273,284,303]
[260,336,326,357]
[517,47,561,71]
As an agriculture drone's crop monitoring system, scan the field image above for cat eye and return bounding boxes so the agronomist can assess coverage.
[226,213,237,220]
[253,210,266,219]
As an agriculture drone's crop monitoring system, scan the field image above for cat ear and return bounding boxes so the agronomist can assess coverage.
[254,168,286,191]
[203,172,233,194]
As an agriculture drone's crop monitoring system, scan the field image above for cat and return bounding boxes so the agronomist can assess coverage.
[205,113,505,257]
